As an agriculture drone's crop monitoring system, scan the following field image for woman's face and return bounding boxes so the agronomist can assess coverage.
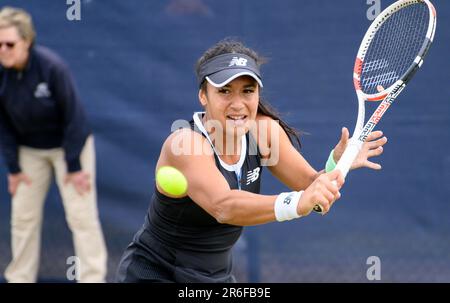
[199,76,259,137]
[0,26,31,69]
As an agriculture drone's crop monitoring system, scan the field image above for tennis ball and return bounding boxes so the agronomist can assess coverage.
[156,166,188,196]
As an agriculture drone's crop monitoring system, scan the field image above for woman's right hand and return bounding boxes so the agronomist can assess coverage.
[8,173,32,196]
[297,169,344,216]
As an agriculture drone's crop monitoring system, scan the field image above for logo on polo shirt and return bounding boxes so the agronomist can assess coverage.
[34,82,52,98]
[228,57,248,67]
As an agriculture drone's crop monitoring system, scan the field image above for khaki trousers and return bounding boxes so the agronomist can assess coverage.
[4,135,107,283]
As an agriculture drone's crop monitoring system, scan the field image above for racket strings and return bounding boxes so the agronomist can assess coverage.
[361,3,429,95]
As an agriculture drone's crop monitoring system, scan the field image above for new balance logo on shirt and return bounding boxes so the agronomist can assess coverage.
[228,57,248,67]
[246,167,260,185]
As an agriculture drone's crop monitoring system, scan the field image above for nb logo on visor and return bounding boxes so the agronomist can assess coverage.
[228,57,247,67]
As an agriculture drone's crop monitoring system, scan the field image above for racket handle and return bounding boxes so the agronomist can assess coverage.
[313,143,362,213]
[334,143,362,179]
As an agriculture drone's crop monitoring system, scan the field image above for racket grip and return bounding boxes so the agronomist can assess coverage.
[313,143,362,213]
[313,204,323,212]
[334,142,362,179]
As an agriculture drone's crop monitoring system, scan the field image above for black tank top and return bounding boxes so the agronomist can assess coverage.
[135,112,262,281]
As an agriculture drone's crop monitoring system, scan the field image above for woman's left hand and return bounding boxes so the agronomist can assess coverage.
[333,127,388,171]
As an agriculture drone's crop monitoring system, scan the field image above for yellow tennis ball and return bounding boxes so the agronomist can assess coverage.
[156,166,188,196]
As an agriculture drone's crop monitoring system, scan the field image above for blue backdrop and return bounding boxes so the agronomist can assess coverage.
[0,0,449,282]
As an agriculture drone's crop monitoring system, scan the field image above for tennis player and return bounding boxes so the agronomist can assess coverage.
[116,38,387,283]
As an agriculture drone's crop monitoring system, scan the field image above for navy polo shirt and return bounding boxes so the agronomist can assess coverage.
[0,45,91,174]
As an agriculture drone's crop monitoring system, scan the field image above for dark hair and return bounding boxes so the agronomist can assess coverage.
[196,38,301,149]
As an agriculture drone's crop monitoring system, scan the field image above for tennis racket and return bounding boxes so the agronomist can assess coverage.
[314,0,437,213]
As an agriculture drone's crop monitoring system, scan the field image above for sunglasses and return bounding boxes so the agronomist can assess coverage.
[0,41,17,49]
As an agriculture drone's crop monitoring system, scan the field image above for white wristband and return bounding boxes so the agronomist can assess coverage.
[274,191,303,222]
